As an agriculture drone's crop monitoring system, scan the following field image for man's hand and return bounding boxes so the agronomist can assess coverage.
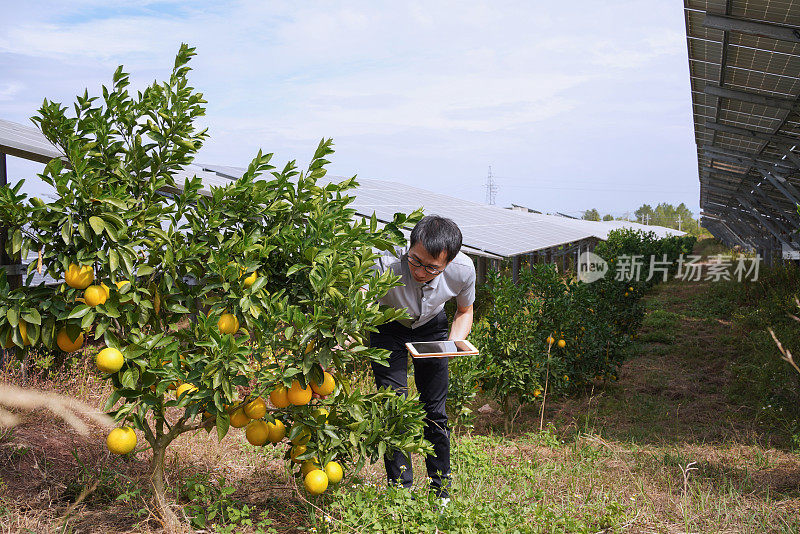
[448,304,474,340]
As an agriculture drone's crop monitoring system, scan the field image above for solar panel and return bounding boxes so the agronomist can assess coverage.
[684,0,800,254]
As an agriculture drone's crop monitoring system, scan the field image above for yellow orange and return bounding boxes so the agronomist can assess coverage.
[243,271,257,288]
[267,420,286,443]
[174,383,198,400]
[18,321,31,346]
[96,347,124,373]
[245,420,269,446]
[218,313,239,334]
[290,444,307,463]
[269,386,290,409]
[287,380,312,406]
[324,461,343,484]
[84,285,108,307]
[56,328,84,352]
[310,372,335,396]
[64,263,94,289]
[243,397,267,419]
[229,408,250,428]
[301,457,320,477]
[106,427,137,455]
[304,469,328,495]
[557,339,566,349]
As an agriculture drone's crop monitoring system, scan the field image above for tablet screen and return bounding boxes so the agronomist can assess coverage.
[408,341,470,354]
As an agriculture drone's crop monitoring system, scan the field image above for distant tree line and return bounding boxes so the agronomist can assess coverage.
[581,202,703,236]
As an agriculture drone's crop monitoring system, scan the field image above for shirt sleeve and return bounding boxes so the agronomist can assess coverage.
[455,262,477,308]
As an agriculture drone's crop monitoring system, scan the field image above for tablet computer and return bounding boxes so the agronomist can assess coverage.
[405,340,479,358]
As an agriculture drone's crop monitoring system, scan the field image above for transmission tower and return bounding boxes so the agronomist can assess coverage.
[485,166,498,205]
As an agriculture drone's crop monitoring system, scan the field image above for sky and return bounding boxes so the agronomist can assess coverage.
[0,0,700,220]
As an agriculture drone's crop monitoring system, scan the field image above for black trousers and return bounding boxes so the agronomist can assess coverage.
[369,310,451,498]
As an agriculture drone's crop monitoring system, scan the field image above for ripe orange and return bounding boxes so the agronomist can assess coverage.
[65,263,94,289]
[269,386,290,409]
[245,420,269,446]
[301,457,321,476]
[310,372,335,396]
[17,321,31,346]
[243,271,257,288]
[287,380,312,406]
[546,336,555,345]
[324,461,343,484]
[174,383,198,400]
[107,427,137,455]
[244,397,267,419]
[218,313,239,334]
[304,469,328,495]
[96,347,124,373]
[557,339,566,348]
[56,328,84,352]
[267,420,286,443]
[229,408,250,428]
[84,285,108,307]
[290,444,307,463]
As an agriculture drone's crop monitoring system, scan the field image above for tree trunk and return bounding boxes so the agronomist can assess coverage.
[151,440,183,534]
[502,396,512,434]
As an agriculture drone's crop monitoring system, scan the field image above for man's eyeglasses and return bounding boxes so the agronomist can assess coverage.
[407,254,444,276]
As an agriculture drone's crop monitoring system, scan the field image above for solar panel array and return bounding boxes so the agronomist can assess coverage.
[684,0,800,254]
[204,165,684,257]
[0,118,62,163]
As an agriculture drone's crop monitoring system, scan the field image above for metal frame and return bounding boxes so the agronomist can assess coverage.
[686,0,800,258]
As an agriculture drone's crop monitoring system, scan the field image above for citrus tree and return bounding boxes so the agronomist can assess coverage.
[0,45,431,532]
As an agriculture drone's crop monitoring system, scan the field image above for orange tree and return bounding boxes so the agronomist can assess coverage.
[0,45,430,531]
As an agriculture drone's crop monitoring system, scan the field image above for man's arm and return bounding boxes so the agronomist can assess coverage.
[448,304,473,340]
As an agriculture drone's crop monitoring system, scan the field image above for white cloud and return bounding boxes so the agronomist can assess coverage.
[0,0,699,213]
[0,82,23,101]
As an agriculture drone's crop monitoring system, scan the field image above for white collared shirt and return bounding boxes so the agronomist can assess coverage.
[372,246,476,329]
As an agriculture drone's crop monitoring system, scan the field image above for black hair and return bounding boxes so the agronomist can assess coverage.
[409,215,462,263]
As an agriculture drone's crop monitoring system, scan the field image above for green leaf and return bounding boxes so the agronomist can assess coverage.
[103,390,122,411]
[286,264,305,276]
[68,304,91,319]
[216,412,230,441]
[21,309,41,326]
[99,197,128,209]
[11,228,21,254]
[109,249,119,272]
[89,216,105,235]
